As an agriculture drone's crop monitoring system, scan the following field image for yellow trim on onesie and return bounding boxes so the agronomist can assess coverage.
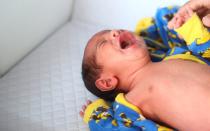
[164,53,207,65]
[115,93,142,114]
[158,126,173,131]
[202,48,210,58]
[83,99,110,123]
[175,13,210,45]
[116,93,173,131]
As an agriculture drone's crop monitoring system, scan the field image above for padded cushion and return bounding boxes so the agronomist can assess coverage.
[0,20,107,131]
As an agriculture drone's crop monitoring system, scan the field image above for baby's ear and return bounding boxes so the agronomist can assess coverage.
[95,75,118,91]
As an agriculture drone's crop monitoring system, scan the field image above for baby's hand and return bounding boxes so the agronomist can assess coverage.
[79,100,92,118]
[168,6,193,29]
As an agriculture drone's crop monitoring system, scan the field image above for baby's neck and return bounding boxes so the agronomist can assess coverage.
[123,61,166,104]
[117,56,153,92]
[123,61,154,92]
[124,61,163,119]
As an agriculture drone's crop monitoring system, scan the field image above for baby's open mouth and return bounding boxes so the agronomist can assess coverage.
[119,32,135,49]
[120,40,132,49]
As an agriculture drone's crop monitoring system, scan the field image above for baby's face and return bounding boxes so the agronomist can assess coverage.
[85,29,149,75]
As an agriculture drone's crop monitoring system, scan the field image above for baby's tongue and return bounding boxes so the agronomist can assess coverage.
[120,33,136,49]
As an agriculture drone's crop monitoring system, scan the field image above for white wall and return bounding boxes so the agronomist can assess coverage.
[73,0,188,30]
[0,0,74,77]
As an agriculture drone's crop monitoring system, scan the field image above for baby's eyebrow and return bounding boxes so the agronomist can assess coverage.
[95,30,110,46]
[95,38,105,52]
[93,30,111,56]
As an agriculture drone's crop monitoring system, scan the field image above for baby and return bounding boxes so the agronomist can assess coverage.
[81,6,210,131]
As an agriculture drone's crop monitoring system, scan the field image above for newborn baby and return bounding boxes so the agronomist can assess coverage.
[81,6,210,131]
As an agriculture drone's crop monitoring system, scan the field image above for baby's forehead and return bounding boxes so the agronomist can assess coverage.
[91,33,103,43]
[88,30,110,47]
[84,30,109,59]
[92,30,110,40]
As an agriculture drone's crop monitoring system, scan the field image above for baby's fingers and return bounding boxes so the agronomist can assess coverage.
[79,111,84,117]
[86,100,92,105]
[168,17,176,29]
[186,7,193,17]
[79,105,87,118]
[174,16,184,28]
[167,21,173,29]
[168,15,180,29]
[82,105,87,111]
[79,100,92,118]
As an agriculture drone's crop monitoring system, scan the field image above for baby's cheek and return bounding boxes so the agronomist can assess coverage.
[137,37,146,46]
[138,48,150,59]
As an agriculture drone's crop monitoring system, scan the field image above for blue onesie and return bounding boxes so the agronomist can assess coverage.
[83,6,210,131]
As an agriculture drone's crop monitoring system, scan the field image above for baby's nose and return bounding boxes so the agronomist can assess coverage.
[110,30,121,39]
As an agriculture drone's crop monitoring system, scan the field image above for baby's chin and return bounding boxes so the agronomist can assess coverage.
[126,44,149,60]
[136,37,147,48]
[134,39,149,58]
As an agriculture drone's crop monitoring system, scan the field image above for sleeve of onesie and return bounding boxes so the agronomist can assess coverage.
[83,98,140,131]
[83,93,173,131]
[175,13,210,58]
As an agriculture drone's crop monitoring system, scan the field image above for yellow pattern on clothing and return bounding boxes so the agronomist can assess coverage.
[164,53,207,65]
[158,126,173,131]
[202,48,210,58]
[83,99,109,123]
[116,93,173,131]
[175,13,210,45]
[115,93,142,114]
[135,17,154,35]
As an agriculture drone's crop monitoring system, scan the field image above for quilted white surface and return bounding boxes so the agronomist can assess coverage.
[0,20,115,131]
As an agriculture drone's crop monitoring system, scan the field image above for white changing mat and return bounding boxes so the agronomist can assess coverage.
[0,20,112,131]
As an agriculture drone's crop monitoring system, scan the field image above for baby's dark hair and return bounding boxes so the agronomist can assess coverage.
[82,54,119,101]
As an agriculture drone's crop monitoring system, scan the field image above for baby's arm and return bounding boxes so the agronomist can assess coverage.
[80,94,173,131]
